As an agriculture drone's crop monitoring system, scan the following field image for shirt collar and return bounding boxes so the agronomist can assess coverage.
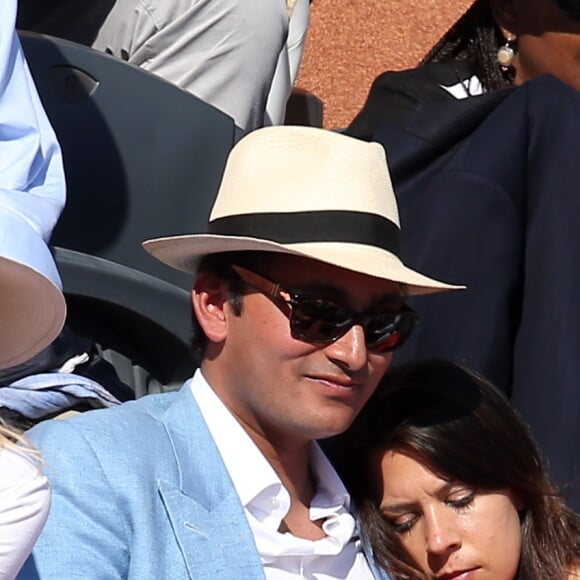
[190,369,282,508]
[439,74,484,100]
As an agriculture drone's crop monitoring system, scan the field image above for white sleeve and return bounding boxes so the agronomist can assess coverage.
[0,446,50,580]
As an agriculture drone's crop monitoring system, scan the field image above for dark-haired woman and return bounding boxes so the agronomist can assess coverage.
[348,0,580,139]
[335,360,580,580]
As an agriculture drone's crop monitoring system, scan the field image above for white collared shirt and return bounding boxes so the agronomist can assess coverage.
[439,74,484,100]
[191,370,375,579]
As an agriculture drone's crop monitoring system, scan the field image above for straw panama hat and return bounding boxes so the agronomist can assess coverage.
[0,212,66,369]
[143,126,463,295]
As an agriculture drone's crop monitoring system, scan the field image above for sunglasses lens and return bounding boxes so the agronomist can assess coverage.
[290,298,417,352]
[291,299,353,342]
[233,265,417,350]
[366,311,417,352]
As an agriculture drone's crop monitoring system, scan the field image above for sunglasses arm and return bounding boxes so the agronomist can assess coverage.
[231,265,286,301]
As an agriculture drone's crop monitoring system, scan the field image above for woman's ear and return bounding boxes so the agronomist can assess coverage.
[192,272,230,344]
[489,0,519,39]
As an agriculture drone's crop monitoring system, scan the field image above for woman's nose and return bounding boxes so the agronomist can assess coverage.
[424,507,462,556]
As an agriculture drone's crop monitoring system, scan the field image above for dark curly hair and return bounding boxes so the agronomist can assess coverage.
[422,0,513,92]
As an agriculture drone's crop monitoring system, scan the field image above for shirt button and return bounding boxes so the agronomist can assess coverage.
[270,498,280,509]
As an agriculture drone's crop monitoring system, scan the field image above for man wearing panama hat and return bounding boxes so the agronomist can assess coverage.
[22,126,460,579]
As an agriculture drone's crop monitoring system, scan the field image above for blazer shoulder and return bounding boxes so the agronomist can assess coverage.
[28,389,182,461]
[347,61,474,140]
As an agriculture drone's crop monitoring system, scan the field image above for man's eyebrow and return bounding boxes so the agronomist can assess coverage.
[372,292,405,306]
[290,282,345,295]
[288,282,404,303]
[285,283,349,303]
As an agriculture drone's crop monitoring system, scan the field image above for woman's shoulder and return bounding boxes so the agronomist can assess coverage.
[347,60,476,140]
[372,60,475,93]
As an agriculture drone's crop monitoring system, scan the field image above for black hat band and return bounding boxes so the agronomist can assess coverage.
[208,210,401,257]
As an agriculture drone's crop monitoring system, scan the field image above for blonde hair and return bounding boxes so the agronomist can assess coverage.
[0,418,39,457]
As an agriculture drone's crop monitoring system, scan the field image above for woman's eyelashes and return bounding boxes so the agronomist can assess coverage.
[383,487,476,534]
[389,514,419,534]
[446,489,476,511]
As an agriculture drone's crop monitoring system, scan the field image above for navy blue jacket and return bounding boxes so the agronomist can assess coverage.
[365,74,580,510]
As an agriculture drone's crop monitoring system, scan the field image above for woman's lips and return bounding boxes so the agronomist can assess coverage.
[437,567,480,580]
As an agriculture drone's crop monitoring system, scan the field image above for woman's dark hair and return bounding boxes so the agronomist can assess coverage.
[421,0,512,92]
[190,251,276,359]
[334,360,580,580]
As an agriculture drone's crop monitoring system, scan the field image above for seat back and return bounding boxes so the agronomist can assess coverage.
[18,32,237,392]
[55,248,196,394]
[19,31,236,290]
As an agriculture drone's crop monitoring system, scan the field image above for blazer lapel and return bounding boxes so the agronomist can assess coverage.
[157,384,265,579]
[158,480,265,579]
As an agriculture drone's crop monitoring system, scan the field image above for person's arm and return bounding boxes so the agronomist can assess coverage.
[19,420,129,579]
[0,446,50,579]
[265,0,311,125]
[90,0,288,131]
[0,0,65,243]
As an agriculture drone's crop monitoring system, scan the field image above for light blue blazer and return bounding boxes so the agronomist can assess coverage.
[18,382,388,579]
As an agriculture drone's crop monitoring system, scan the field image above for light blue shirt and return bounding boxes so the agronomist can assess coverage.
[0,0,65,272]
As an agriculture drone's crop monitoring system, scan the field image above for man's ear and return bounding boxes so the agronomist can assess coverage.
[489,0,519,38]
[192,272,230,343]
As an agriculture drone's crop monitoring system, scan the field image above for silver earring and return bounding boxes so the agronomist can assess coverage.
[497,38,516,69]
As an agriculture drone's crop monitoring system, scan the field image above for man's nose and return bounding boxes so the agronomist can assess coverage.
[324,324,368,370]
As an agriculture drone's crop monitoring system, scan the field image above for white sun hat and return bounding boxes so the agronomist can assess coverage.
[143,126,463,295]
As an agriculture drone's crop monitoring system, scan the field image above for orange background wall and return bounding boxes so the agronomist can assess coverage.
[296,0,473,129]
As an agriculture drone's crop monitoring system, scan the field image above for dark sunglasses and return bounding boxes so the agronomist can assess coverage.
[231,265,418,352]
